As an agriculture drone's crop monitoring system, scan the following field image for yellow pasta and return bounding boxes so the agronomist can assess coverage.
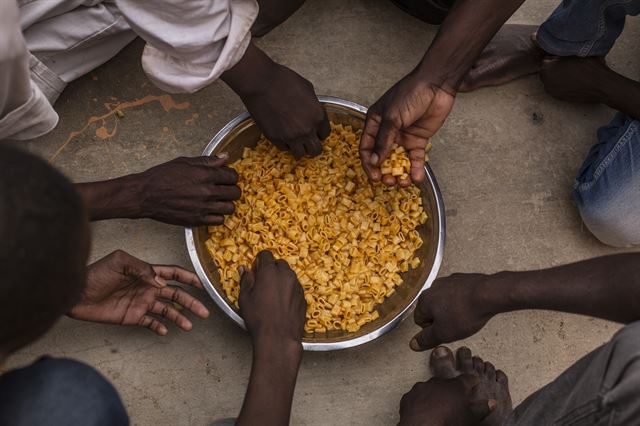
[379,142,433,182]
[206,123,429,334]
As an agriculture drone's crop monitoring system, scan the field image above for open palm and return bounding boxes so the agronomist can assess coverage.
[69,250,210,335]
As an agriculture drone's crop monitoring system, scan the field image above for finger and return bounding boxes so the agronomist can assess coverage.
[456,347,474,373]
[200,215,224,225]
[203,201,235,215]
[239,264,255,293]
[114,250,166,288]
[191,154,229,168]
[373,120,398,166]
[360,113,382,181]
[317,111,331,141]
[408,148,427,183]
[413,291,433,327]
[468,399,497,420]
[150,300,193,331]
[398,175,412,188]
[153,265,203,289]
[157,286,209,318]
[409,325,441,351]
[209,167,239,185]
[138,315,168,336]
[208,184,242,201]
[382,174,397,187]
[287,140,306,159]
[304,134,323,158]
[429,346,456,379]
[255,250,276,270]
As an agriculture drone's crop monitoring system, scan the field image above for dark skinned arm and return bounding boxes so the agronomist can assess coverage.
[75,155,241,227]
[236,251,306,425]
[361,0,526,186]
[410,253,640,351]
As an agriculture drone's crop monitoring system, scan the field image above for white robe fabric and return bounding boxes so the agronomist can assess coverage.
[0,0,258,141]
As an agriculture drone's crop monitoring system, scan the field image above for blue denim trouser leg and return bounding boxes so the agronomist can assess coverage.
[0,357,129,426]
[573,114,640,247]
[537,0,640,57]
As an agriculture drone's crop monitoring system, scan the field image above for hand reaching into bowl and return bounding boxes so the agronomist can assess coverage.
[237,250,306,426]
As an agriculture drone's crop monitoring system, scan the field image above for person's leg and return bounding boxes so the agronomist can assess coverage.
[0,357,129,426]
[504,321,640,425]
[572,112,640,247]
[18,0,136,103]
[460,0,640,92]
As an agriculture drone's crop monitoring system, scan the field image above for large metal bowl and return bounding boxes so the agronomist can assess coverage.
[185,96,445,351]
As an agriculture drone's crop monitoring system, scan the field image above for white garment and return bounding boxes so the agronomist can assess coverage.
[0,0,258,141]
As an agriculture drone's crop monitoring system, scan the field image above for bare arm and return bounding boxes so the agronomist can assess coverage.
[411,253,640,350]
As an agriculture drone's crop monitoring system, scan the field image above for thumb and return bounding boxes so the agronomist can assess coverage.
[239,265,255,294]
[468,399,497,420]
[203,152,230,168]
[372,120,397,167]
[409,324,441,351]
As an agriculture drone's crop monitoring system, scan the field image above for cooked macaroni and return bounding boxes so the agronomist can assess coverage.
[380,142,433,182]
[205,123,428,334]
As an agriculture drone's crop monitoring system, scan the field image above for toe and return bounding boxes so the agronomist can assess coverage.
[496,370,509,385]
[485,362,496,380]
[430,346,457,379]
[456,347,474,373]
[473,356,485,373]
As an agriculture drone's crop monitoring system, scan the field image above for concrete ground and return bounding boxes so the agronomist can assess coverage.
[10,0,640,424]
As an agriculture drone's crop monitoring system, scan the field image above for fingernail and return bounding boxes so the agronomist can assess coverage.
[154,276,168,287]
[238,266,246,276]
[488,399,497,411]
[410,337,421,351]
[434,347,449,359]
[370,153,379,166]
[217,152,229,159]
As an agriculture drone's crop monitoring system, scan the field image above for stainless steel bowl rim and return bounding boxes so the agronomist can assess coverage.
[185,95,445,351]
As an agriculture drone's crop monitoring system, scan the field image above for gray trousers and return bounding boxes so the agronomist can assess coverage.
[505,321,640,425]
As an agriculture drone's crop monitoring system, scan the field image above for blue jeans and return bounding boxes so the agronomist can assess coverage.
[537,0,640,247]
[0,357,129,426]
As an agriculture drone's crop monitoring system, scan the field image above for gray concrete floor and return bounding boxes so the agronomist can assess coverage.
[9,0,640,424]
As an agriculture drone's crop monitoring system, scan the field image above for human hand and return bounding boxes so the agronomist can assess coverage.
[132,154,240,227]
[360,73,454,186]
[222,44,329,159]
[410,273,497,351]
[241,64,330,159]
[239,251,306,347]
[69,250,210,335]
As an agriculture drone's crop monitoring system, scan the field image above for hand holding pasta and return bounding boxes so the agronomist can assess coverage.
[239,250,306,344]
[206,123,429,334]
[379,143,432,187]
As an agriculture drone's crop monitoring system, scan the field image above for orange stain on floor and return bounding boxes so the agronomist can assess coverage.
[51,94,191,161]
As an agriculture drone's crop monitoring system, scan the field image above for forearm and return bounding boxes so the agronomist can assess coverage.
[75,175,143,221]
[221,43,278,97]
[604,73,640,120]
[482,253,640,323]
[237,338,302,426]
[415,0,526,93]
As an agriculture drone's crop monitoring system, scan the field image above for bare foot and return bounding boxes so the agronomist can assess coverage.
[460,24,544,92]
[430,346,513,426]
[540,56,610,103]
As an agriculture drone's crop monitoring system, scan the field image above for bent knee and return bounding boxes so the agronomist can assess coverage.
[576,192,640,247]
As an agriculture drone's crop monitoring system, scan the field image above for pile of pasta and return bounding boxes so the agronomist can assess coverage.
[205,123,428,334]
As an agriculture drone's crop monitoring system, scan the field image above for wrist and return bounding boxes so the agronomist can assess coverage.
[76,174,144,221]
[474,272,521,317]
[221,43,279,98]
[253,333,303,364]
